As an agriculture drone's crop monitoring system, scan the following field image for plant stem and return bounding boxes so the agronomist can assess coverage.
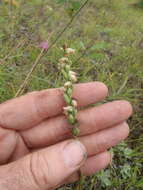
[15,49,44,97]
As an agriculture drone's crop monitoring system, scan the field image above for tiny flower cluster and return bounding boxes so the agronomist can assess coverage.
[58,47,80,137]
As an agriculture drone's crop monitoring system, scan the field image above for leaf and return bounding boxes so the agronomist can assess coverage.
[97,170,112,187]
[136,179,143,187]
[79,41,86,50]
[91,42,109,50]
[90,52,106,61]
[120,164,132,179]
[56,0,70,4]
[70,1,81,10]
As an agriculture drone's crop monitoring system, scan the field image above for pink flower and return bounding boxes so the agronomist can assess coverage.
[39,41,49,50]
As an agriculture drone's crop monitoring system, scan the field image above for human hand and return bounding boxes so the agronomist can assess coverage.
[0,82,132,190]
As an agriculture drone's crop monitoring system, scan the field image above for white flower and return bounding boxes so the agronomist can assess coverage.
[71,100,78,107]
[59,57,69,64]
[46,5,53,11]
[63,106,73,115]
[63,106,73,111]
[64,81,72,88]
[69,71,77,76]
[62,87,66,92]
[70,74,77,82]
[57,63,65,69]
[60,47,64,51]
[69,71,77,82]
[65,48,76,54]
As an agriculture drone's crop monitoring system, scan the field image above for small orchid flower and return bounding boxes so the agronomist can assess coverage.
[64,81,72,88]
[71,100,78,107]
[69,73,77,82]
[65,48,76,54]
[59,57,69,64]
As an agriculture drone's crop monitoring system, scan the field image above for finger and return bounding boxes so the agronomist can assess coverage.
[65,151,111,184]
[0,140,87,190]
[30,122,129,162]
[0,127,17,164]
[9,134,29,162]
[7,122,128,164]
[79,122,129,156]
[21,101,132,148]
[0,82,108,130]
[52,151,111,189]
[0,128,29,164]
[78,100,132,135]
[81,151,111,175]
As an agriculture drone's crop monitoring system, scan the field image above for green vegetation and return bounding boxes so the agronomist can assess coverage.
[0,0,143,189]
[136,0,143,7]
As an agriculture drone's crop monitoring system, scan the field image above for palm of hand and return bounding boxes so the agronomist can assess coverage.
[0,82,132,187]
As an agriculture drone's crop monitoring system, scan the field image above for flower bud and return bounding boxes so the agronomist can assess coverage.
[73,109,78,115]
[69,71,77,76]
[64,81,72,88]
[66,48,76,54]
[46,5,53,11]
[68,114,76,124]
[39,41,49,50]
[59,57,69,64]
[62,87,67,92]
[70,74,77,82]
[71,100,78,107]
[58,63,65,69]
[63,106,73,113]
[72,127,80,136]
[67,88,73,97]
[64,94,71,104]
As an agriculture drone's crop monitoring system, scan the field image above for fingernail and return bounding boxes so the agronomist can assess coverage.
[63,140,87,168]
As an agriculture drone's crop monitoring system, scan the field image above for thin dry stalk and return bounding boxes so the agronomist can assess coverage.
[15,48,44,97]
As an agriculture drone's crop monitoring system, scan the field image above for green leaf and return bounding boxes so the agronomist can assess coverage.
[64,94,71,104]
[97,170,112,187]
[70,1,81,10]
[56,0,70,4]
[90,53,106,61]
[91,42,109,50]
[120,164,132,179]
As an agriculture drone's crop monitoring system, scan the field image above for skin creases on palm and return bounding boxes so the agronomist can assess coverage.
[0,126,29,164]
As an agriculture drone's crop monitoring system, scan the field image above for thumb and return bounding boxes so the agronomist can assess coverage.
[0,140,87,190]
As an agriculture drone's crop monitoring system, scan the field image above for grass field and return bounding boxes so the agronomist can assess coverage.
[0,0,143,189]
